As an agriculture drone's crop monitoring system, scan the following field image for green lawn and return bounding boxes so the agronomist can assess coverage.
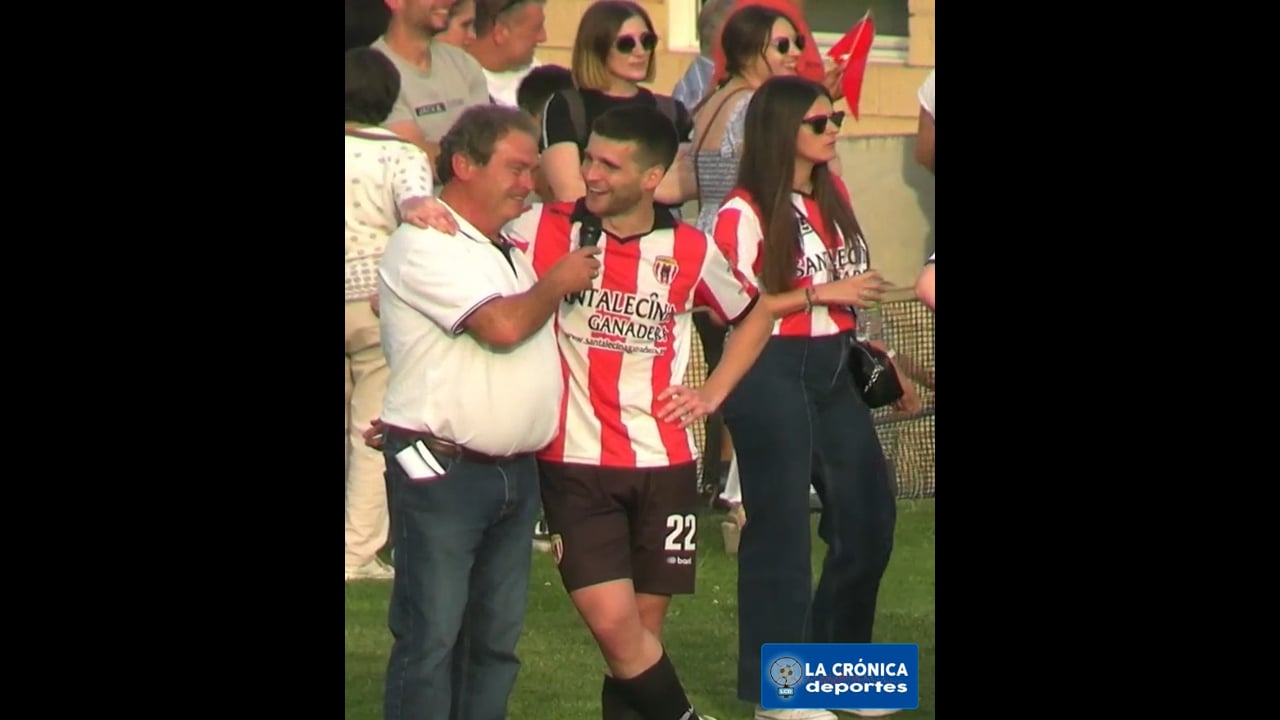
[346,498,935,720]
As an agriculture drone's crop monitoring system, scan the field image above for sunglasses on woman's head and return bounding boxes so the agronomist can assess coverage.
[614,31,658,54]
[771,35,805,55]
[802,111,845,134]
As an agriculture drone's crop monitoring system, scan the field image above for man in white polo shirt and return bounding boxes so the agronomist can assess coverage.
[376,104,602,720]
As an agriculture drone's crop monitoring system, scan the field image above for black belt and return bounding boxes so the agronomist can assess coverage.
[385,426,528,465]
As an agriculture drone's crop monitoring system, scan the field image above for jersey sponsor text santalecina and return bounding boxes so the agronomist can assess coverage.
[507,200,758,469]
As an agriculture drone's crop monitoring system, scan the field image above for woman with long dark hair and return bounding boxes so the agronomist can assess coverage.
[713,75,902,720]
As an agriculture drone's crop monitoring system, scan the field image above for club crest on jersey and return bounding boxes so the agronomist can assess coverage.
[652,256,680,286]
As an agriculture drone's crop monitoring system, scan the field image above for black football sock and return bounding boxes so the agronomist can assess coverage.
[613,651,700,720]
[602,674,646,720]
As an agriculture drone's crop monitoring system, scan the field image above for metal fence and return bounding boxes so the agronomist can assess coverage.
[862,288,935,498]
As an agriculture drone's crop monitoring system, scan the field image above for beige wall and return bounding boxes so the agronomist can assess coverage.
[852,0,934,273]
[836,136,934,287]
[543,0,936,271]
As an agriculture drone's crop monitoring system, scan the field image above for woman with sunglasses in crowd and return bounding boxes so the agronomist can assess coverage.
[688,4,816,234]
[710,0,847,101]
[713,75,901,720]
[538,0,693,211]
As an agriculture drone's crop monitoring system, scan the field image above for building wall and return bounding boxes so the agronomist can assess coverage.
[542,0,936,275]
[837,136,934,288]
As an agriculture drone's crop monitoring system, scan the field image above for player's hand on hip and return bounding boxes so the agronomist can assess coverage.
[369,292,380,317]
[546,246,602,294]
[657,385,718,429]
[401,197,457,234]
[819,269,886,308]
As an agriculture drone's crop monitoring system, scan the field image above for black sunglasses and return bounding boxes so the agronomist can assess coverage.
[771,35,806,55]
[614,31,658,54]
[802,111,845,134]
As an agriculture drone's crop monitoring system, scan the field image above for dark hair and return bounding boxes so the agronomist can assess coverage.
[721,4,794,78]
[345,48,401,125]
[436,104,541,184]
[590,104,679,172]
[516,64,574,116]
[572,1,657,90]
[697,0,738,55]
[689,3,792,114]
[345,0,391,51]
[474,0,545,37]
[735,76,865,295]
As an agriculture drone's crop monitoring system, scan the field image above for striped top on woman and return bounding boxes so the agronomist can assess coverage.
[713,177,869,337]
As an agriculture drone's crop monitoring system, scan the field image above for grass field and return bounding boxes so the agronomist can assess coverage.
[346,498,935,720]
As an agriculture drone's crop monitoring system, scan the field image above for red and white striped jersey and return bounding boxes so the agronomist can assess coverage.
[713,179,869,338]
[506,200,758,469]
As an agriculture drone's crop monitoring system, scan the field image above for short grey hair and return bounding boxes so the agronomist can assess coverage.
[698,0,738,55]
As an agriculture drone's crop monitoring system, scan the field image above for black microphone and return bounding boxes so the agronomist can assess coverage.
[578,215,603,248]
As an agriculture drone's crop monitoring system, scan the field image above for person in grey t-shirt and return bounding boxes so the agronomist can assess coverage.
[372,0,492,166]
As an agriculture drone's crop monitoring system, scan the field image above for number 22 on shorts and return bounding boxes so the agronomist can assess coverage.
[664,513,697,552]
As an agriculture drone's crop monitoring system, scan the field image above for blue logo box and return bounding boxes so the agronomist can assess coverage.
[760,643,920,710]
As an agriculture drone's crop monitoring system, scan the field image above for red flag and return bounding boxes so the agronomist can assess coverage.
[826,10,876,119]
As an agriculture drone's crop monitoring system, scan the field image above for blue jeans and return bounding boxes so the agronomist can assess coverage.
[381,431,542,720]
[721,333,897,704]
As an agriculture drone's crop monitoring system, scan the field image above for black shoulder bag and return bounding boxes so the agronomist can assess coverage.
[795,206,904,409]
[848,339,904,409]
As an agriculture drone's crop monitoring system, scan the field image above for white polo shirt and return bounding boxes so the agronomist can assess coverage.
[377,200,563,456]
